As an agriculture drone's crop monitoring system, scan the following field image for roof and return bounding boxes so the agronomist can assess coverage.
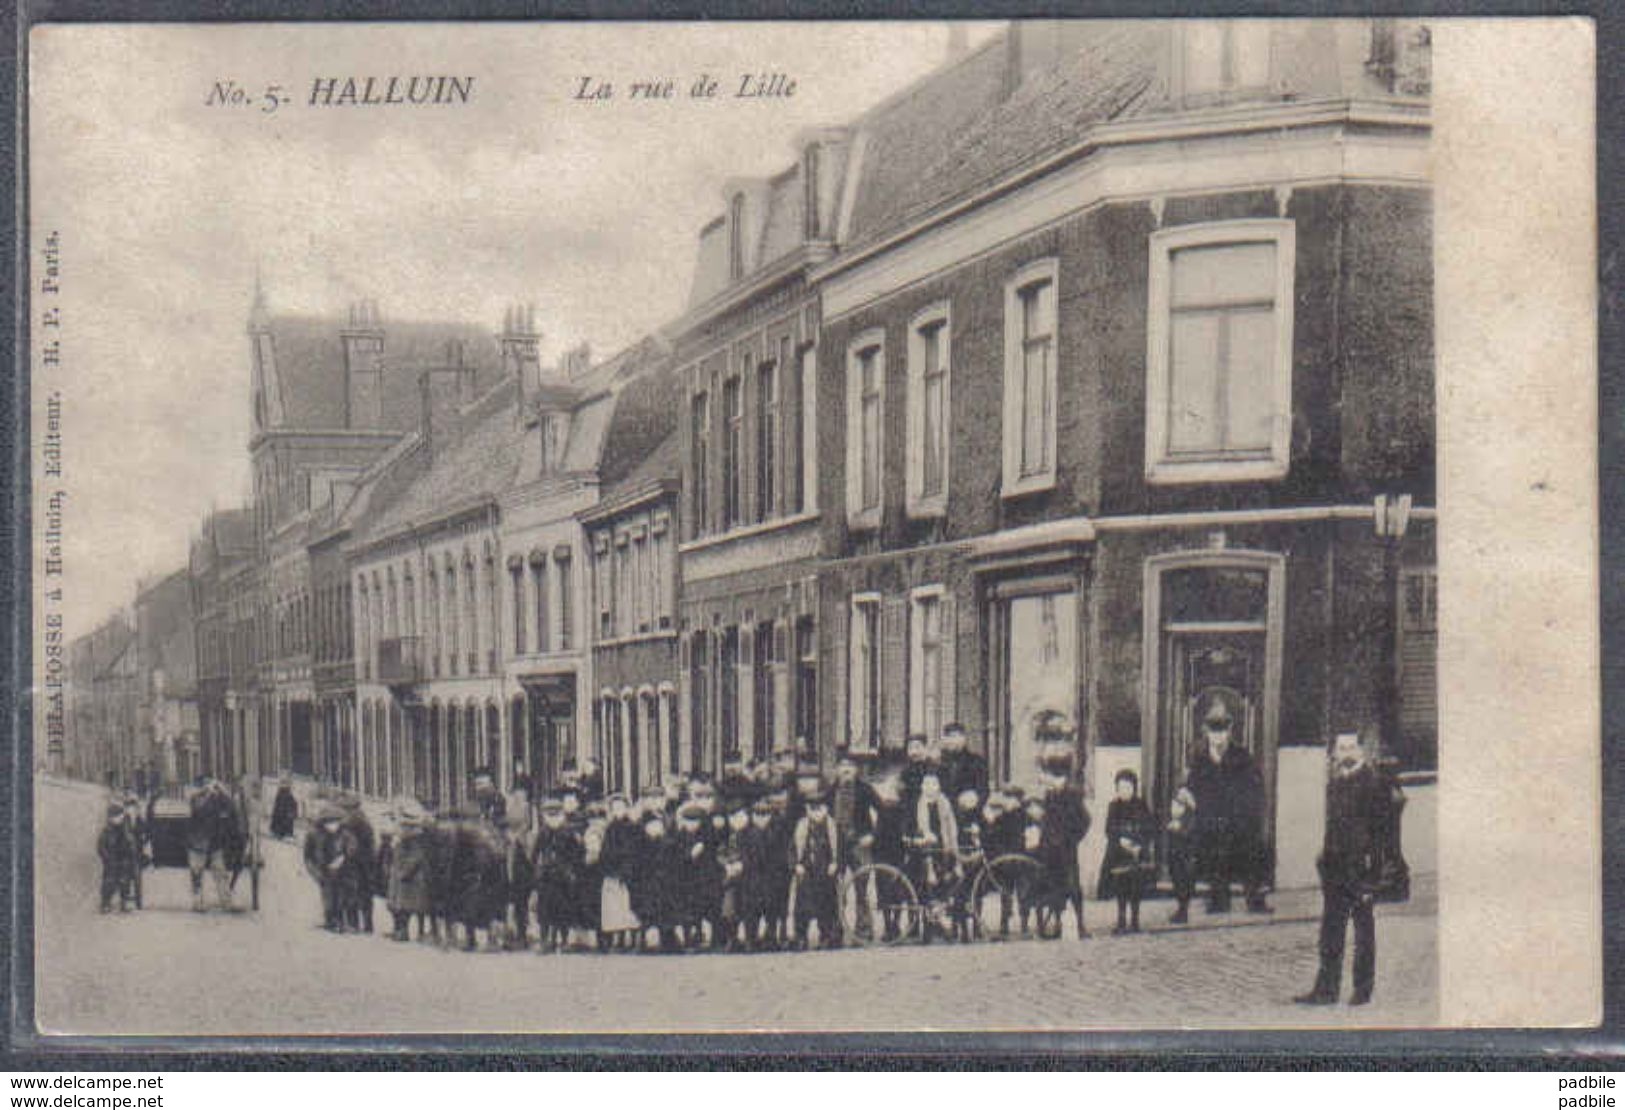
[135,568,196,688]
[257,314,504,432]
[843,23,1159,248]
[354,376,526,546]
[596,348,681,491]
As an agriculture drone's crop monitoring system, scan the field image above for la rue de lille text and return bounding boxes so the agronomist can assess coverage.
[573,73,796,101]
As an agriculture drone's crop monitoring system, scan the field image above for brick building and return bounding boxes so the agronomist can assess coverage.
[808,20,1434,887]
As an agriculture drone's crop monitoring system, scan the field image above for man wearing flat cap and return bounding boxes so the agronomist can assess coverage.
[1185,691,1271,915]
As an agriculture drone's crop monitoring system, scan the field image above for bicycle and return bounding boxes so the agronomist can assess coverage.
[838,841,1047,946]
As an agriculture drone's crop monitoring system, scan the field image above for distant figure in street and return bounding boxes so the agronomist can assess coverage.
[1296,731,1394,1007]
[270,776,298,840]
[387,802,433,941]
[532,798,584,953]
[1099,769,1156,934]
[1185,694,1271,915]
[97,802,139,913]
[303,807,349,931]
[336,795,377,933]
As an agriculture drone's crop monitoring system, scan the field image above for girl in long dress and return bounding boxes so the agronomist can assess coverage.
[597,794,641,949]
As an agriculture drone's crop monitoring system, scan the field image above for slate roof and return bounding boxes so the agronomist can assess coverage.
[259,315,504,432]
[843,23,1160,247]
[355,375,526,545]
[596,346,681,491]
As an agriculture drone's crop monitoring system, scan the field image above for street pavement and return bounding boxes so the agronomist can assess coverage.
[32,775,1437,1037]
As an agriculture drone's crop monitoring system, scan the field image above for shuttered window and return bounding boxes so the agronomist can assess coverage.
[848,595,880,752]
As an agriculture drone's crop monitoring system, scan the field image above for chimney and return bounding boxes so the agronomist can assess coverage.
[500,302,543,420]
[341,299,385,429]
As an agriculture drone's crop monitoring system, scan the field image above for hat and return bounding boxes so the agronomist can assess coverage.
[677,802,707,821]
[106,802,124,818]
[606,791,629,807]
[751,799,775,815]
[539,798,565,814]
[1002,784,1026,801]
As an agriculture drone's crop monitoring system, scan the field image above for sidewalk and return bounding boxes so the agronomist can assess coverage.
[1097,870,1437,938]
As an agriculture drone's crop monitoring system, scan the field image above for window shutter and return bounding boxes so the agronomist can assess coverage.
[845,349,862,524]
[739,625,755,758]
[832,599,849,750]
[940,591,958,732]
[881,595,908,751]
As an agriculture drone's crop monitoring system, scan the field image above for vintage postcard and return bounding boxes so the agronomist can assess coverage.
[23,18,1598,1039]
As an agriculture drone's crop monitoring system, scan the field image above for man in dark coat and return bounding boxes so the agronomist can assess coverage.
[673,802,725,948]
[187,779,239,912]
[1037,766,1091,940]
[303,808,348,930]
[336,795,377,932]
[1297,732,1394,1006]
[1185,696,1271,914]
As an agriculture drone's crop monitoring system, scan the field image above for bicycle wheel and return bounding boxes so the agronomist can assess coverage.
[840,863,920,946]
[969,853,1045,941]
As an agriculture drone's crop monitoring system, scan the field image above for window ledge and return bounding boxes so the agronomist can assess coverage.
[1001,472,1056,500]
[845,509,882,533]
[592,630,680,649]
[1145,457,1289,485]
[905,497,947,520]
[680,510,821,554]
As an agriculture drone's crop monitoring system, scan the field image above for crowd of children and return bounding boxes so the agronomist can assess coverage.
[281,723,1212,954]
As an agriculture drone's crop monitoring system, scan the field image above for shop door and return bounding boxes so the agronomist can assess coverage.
[990,580,1081,786]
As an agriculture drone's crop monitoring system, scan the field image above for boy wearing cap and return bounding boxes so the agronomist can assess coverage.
[791,792,842,949]
[97,802,139,913]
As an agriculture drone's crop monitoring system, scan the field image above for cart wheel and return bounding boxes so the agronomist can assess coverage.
[840,863,920,946]
[970,853,1044,941]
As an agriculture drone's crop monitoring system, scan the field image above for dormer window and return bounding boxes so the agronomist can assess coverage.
[1178,21,1272,104]
[729,193,747,280]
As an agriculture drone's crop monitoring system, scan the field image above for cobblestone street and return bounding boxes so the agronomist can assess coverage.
[34,777,1436,1037]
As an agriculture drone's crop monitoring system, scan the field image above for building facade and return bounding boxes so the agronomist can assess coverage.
[811,19,1434,887]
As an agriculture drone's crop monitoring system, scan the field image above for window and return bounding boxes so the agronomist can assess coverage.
[1145,220,1295,483]
[845,332,885,528]
[795,615,817,752]
[722,375,743,529]
[633,532,649,633]
[1003,260,1058,496]
[847,594,881,752]
[403,569,416,641]
[464,557,478,674]
[595,539,611,641]
[753,621,776,760]
[909,588,946,742]
[757,357,778,522]
[690,391,710,537]
[427,568,441,677]
[907,305,951,515]
[445,565,459,676]
[800,344,818,512]
[534,553,552,654]
[689,632,710,774]
[652,514,672,629]
[556,552,573,650]
[511,562,526,655]
[617,536,633,637]
[720,626,740,760]
[1180,21,1272,101]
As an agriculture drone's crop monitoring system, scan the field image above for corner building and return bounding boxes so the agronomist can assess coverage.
[810,20,1435,889]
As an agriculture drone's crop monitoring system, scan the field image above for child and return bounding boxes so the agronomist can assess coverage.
[737,800,778,950]
[1020,798,1046,937]
[1038,769,1091,940]
[719,801,751,951]
[387,804,432,941]
[597,794,641,951]
[791,792,841,950]
[1165,786,1197,925]
[951,789,984,942]
[531,799,582,953]
[97,803,138,913]
[1100,769,1156,934]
